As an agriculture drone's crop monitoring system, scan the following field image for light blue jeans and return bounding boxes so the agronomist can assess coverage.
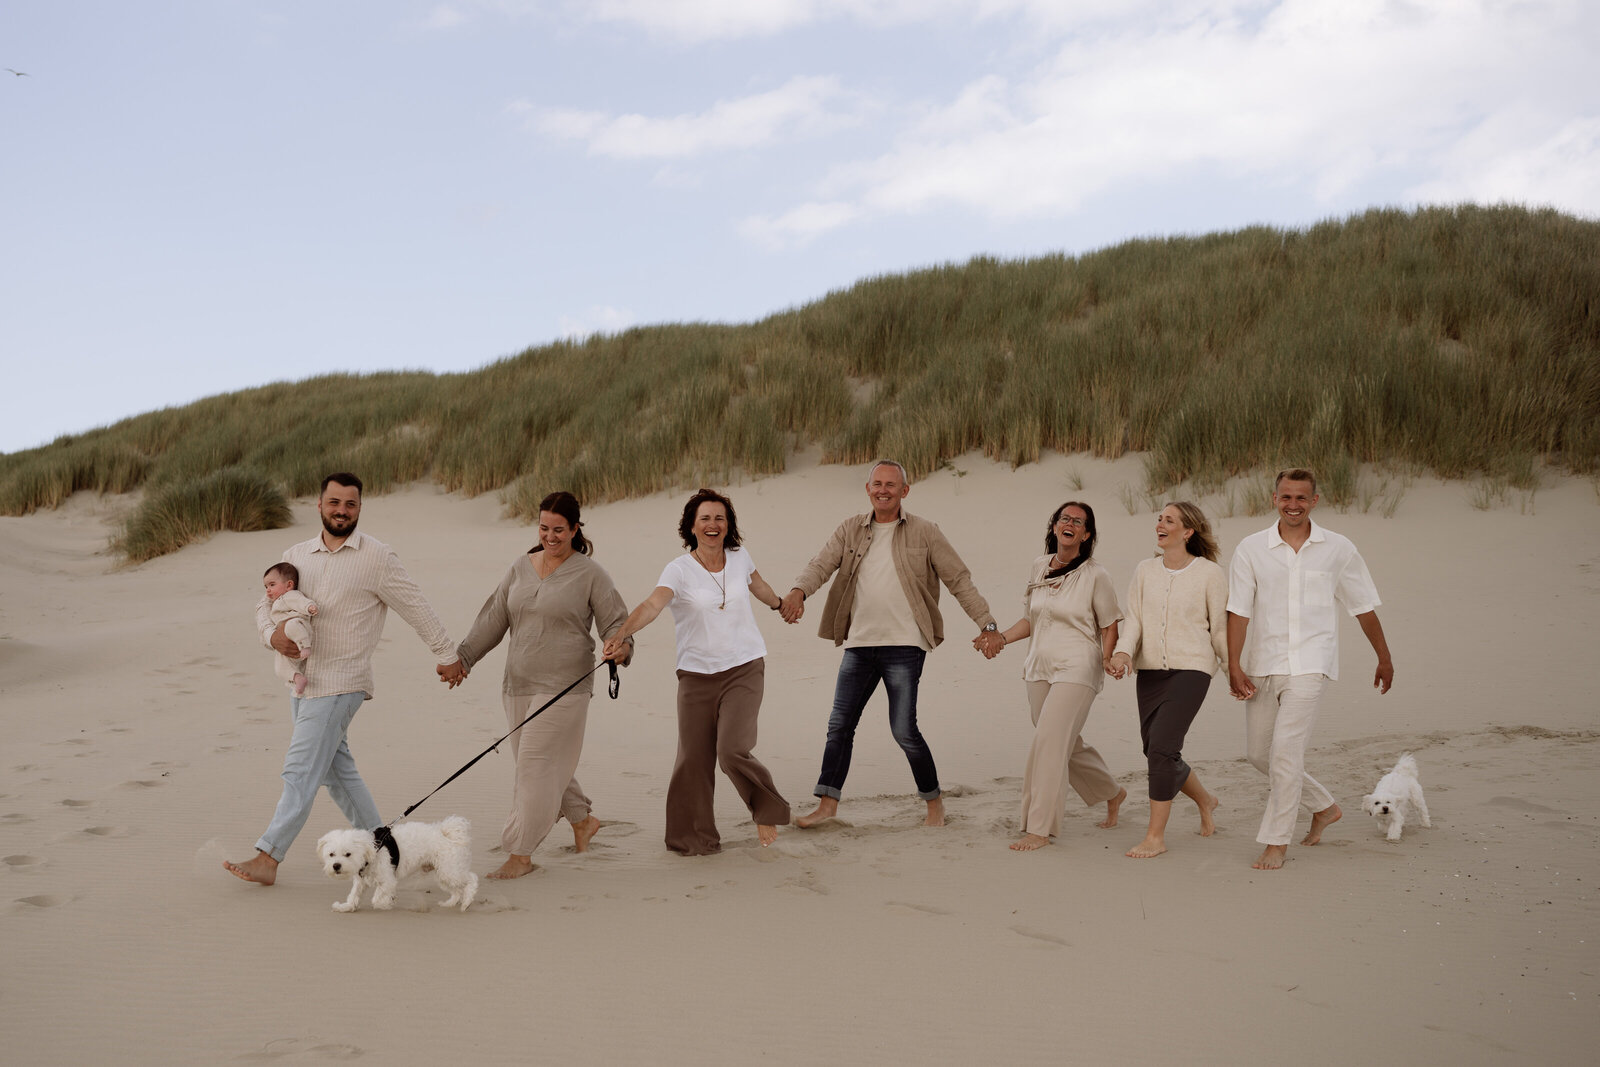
[255,691,382,861]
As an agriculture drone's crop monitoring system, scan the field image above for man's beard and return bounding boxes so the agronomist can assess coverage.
[321,513,358,538]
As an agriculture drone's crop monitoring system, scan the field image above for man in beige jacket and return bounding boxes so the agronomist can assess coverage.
[780,460,996,828]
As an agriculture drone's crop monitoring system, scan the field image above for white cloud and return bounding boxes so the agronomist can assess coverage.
[739,200,860,248]
[529,75,861,158]
[418,6,466,30]
[558,305,637,339]
[779,0,1600,231]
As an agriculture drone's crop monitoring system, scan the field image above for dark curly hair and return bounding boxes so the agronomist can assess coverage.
[678,488,743,550]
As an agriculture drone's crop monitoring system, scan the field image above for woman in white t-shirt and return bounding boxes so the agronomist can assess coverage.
[981,501,1127,851]
[603,489,792,856]
[1106,501,1226,859]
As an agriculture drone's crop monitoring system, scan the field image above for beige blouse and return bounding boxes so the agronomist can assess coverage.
[1019,556,1122,691]
[456,552,629,697]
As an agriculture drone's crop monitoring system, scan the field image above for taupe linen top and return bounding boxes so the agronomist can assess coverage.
[456,552,629,696]
[1019,555,1122,692]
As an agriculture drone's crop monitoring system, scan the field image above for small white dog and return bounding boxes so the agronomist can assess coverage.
[1362,753,1431,842]
[316,816,478,913]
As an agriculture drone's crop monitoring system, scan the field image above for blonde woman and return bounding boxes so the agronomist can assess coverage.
[1107,501,1226,858]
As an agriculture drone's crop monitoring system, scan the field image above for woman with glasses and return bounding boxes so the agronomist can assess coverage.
[602,488,791,856]
[977,501,1126,851]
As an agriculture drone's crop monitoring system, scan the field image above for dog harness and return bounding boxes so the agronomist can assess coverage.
[373,825,400,868]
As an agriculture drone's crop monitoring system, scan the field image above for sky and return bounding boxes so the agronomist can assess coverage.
[2,0,1597,455]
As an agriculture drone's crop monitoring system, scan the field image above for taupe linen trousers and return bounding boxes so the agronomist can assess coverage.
[666,658,790,855]
[500,689,592,856]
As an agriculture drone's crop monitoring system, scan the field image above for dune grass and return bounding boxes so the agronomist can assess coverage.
[111,468,293,563]
[3,204,1596,559]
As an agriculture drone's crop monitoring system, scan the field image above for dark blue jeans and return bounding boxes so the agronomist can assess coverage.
[814,645,940,801]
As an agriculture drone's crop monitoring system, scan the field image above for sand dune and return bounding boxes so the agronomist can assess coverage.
[2,453,1596,1064]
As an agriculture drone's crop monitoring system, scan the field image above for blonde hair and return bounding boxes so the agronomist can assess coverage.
[1163,501,1219,562]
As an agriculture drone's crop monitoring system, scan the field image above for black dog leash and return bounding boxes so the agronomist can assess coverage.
[392,659,620,822]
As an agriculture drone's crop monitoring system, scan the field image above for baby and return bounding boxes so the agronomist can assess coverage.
[260,562,317,696]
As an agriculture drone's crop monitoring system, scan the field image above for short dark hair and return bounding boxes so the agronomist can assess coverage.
[1274,467,1317,494]
[1044,500,1098,559]
[264,561,300,585]
[678,488,742,550]
[320,472,364,496]
[531,491,592,555]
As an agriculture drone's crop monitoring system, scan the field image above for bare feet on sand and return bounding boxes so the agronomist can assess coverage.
[1302,803,1341,845]
[1125,835,1166,858]
[223,851,278,885]
[1198,793,1220,837]
[757,824,778,846]
[1096,788,1127,829]
[1252,844,1288,870]
[1010,832,1050,851]
[572,814,601,853]
[923,798,945,827]
[488,855,535,879]
[796,797,839,828]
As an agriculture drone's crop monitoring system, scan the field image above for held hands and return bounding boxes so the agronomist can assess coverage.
[779,589,805,624]
[1228,665,1256,701]
[972,630,1005,659]
[436,660,467,689]
[1106,652,1131,680]
[601,635,629,662]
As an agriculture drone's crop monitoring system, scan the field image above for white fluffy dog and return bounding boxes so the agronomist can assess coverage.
[1362,753,1431,842]
[316,816,478,913]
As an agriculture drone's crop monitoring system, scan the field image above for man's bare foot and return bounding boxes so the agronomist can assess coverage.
[1252,844,1288,870]
[1198,794,1220,837]
[1302,802,1341,845]
[1097,788,1127,829]
[1009,833,1050,851]
[923,797,945,827]
[488,855,535,879]
[223,851,278,885]
[757,824,778,846]
[1125,835,1167,858]
[571,814,601,853]
[795,797,838,828]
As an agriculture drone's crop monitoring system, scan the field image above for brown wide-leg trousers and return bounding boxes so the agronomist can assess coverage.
[666,658,791,856]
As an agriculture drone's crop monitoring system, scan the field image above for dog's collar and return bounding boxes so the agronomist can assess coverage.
[373,825,400,869]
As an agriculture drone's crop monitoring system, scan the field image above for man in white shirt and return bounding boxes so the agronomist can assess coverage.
[225,473,463,886]
[1227,468,1394,870]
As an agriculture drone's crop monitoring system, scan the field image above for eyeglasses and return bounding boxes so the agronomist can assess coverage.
[1055,516,1087,527]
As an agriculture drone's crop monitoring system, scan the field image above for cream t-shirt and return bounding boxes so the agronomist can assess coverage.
[844,521,930,651]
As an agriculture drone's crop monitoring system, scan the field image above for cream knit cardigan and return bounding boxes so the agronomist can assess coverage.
[1113,555,1228,673]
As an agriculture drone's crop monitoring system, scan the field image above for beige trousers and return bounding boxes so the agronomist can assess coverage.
[1020,680,1120,838]
[1244,674,1335,846]
[500,689,592,856]
[273,617,313,690]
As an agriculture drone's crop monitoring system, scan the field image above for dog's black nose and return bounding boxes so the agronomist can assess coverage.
[332,862,342,872]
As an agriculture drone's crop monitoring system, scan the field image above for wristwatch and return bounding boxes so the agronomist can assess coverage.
[982,622,997,632]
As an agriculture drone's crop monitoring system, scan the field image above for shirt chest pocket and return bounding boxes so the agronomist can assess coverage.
[1302,570,1336,607]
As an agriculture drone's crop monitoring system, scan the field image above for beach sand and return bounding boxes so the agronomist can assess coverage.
[2,452,1596,1064]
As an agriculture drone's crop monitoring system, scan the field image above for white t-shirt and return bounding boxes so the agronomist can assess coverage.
[657,548,767,674]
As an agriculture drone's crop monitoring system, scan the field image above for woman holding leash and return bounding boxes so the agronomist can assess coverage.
[454,491,630,879]
[602,488,791,856]
[1106,501,1226,858]
[978,501,1126,851]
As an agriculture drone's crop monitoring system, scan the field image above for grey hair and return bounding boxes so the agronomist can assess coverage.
[866,458,908,483]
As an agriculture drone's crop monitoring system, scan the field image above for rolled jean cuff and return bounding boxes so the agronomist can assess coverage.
[813,784,843,800]
[917,785,942,801]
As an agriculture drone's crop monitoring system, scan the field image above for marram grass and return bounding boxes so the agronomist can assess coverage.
[3,204,1596,560]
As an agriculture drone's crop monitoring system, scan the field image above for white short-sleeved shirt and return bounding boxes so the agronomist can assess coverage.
[1227,520,1381,680]
[658,548,766,674]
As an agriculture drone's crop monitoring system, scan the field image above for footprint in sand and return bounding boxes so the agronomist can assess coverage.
[2,813,33,824]
[50,737,93,747]
[60,799,92,808]
[5,855,45,869]
[82,826,129,838]
[1485,796,1563,814]
[119,780,164,789]
[885,900,951,917]
[1010,925,1069,947]
[235,1037,367,1061]
[15,894,67,908]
